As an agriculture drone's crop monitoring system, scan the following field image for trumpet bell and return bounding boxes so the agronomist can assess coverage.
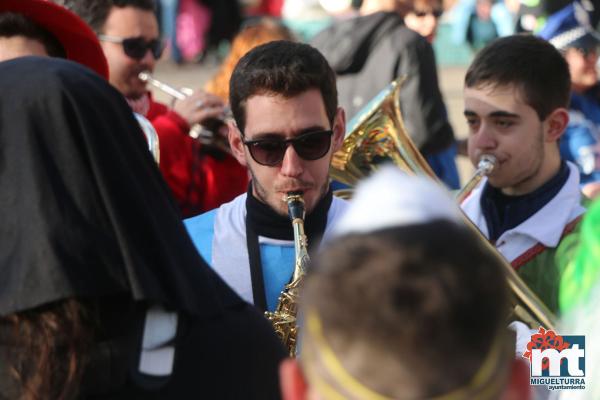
[330,79,437,186]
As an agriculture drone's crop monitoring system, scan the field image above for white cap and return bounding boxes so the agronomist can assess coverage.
[332,166,462,237]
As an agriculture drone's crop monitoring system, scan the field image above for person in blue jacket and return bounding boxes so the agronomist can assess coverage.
[539,0,600,198]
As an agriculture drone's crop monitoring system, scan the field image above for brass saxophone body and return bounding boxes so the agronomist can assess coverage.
[265,191,310,357]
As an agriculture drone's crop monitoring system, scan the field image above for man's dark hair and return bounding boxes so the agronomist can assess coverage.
[302,220,511,398]
[229,40,338,133]
[55,0,155,34]
[465,34,571,120]
[0,13,65,58]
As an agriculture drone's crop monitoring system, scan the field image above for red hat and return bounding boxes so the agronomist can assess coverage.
[0,0,109,79]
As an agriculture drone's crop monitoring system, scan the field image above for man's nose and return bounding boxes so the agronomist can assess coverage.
[140,48,156,67]
[472,123,497,150]
[280,145,303,177]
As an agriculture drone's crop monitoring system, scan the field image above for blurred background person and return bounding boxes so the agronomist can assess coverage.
[451,0,515,52]
[156,0,181,62]
[280,167,531,400]
[539,0,600,199]
[0,0,107,78]
[312,0,461,190]
[404,0,444,42]
[204,18,295,102]
[58,0,248,218]
[0,56,285,399]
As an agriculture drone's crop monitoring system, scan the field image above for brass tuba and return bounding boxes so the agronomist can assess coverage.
[330,79,557,330]
[264,192,310,357]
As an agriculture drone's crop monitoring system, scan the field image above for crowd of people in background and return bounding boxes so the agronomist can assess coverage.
[1,0,600,399]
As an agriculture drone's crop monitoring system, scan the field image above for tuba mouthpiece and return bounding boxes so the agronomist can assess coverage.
[478,154,497,175]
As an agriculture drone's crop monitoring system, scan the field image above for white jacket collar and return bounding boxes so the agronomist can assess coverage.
[461,162,585,261]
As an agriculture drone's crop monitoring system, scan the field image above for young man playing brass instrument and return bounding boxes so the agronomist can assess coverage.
[56,0,248,217]
[461,35,589,313]
[185,41,349,314]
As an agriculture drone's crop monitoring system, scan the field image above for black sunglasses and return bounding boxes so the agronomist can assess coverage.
[414,9,443,18]
[98,35,164,60]
[574,45,600,58]
[243,130,334,166]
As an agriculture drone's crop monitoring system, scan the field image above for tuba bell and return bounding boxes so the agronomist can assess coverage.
[330,79,557,330]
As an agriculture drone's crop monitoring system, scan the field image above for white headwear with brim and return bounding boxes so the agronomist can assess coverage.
[331,165,463,237]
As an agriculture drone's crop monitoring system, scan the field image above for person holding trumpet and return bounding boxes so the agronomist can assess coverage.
[461,35,589,314]
[58,0,248,217]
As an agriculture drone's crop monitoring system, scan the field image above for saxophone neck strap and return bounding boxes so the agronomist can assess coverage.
[245,219,268,312]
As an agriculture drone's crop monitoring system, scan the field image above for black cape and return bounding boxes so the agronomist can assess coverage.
[0,57,284,399]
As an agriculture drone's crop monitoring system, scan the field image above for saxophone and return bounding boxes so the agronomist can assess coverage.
[265,191,310,357]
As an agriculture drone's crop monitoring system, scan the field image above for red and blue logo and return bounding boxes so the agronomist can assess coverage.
[522,327,585,390]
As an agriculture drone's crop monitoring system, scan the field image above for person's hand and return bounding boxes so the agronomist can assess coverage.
[582,181,600,199]
[172,90,225,127]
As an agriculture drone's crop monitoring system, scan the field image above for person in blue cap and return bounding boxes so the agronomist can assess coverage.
[539,0,600,198]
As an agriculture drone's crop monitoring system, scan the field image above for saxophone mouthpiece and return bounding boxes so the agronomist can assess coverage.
[286,192,305,220]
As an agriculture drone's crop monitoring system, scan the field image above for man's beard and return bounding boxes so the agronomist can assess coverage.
[492,127,545,192]
[249,167,329,216]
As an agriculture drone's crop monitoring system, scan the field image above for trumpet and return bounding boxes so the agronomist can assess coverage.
[138,72,231,152]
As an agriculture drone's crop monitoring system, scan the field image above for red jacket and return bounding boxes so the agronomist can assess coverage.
[146,96,248,218]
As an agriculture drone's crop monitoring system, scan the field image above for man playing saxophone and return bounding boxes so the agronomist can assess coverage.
[185,41,349,315]
[56,0,248,217]
[461,35,589,314]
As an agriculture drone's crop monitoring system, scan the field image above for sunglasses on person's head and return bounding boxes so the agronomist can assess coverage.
[243,130,334,166]
[414,9,443,17]
[98,35,164,60]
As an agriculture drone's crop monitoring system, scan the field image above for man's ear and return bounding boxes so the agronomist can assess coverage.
[544,108,569,143]
[228,120,248,167]
[331,107,346,153]
[279,358,309,400]
[501,358,531,400]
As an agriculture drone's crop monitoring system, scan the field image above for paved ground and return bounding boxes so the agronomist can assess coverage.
[153,61,475,183]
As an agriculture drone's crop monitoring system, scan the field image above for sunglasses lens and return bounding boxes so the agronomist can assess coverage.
[249,141,286,166]
[150,40,165,59]
[122,38,148,59]
[245,130,333,165]
[122,38,164,60]
[292,131,332,160]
